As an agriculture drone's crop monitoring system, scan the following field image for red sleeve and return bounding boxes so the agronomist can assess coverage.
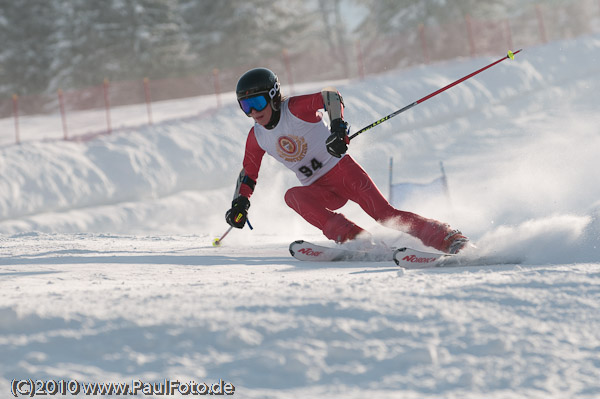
[288,93,325,123]
[240,127,265,198]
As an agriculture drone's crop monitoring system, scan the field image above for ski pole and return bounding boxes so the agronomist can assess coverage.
[212,226,233,247]
[349,49,522,141]
[212,219,253,247]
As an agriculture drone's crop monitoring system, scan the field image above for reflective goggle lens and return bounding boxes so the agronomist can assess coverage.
[239,95,268,114]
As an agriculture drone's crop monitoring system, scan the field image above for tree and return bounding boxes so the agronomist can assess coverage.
[178,0,315,72]
[318,0,351,73]
[354,0,502,35]
[0,1,57,95]
[51,0,189,91]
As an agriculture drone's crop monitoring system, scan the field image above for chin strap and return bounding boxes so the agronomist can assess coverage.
[264,107,281,130]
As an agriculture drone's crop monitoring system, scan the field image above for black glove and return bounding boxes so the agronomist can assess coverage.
[225,196,250,229]
[326,118,350,158]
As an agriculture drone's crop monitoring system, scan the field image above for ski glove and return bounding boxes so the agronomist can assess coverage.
[326,118,350,158]
[225,196,250,229]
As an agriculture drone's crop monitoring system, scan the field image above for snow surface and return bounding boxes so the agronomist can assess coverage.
[1,35,600,398]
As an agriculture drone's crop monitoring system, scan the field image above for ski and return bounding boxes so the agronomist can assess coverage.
[289,240,393,262]
[393,246,523,268]
[290,240,522,268]
[393,247,453,268]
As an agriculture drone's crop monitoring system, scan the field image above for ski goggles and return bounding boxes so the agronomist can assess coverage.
[239,94,269,115]
[238,81,280,115]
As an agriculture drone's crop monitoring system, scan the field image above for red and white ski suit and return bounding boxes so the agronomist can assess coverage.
[238,92,456,252]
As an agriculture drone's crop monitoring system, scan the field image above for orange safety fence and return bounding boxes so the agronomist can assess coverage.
[1,1,598,145]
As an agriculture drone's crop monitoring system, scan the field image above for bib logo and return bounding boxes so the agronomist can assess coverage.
[277,135,308,162]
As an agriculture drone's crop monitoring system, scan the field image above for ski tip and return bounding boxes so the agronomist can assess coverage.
[289,240,305,257]
[393,247,408,265]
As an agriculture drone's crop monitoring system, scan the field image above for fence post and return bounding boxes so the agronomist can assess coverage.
[536,4,547,43]
[388,157,393,204]
[465,14,476,57]
[355,40,365,80]
[103,78,111,134]
[58,89,68,139]
[12,94,20,144]
[143,78,153,125]
[212,69,221,109]
[282,49,295,95]
[418,24,430,64]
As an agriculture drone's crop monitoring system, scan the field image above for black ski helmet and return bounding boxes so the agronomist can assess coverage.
[236,68,281,112]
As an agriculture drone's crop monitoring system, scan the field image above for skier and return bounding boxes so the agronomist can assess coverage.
[225,67,468,254]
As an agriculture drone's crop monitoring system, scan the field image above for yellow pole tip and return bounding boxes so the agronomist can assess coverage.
[508,50,515,60]
[212,238,221,247]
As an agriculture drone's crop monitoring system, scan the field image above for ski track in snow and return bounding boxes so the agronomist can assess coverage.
[1,35,600,398]
[1,233,599,398]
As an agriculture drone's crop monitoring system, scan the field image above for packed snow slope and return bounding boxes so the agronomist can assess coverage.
[0,35,599,263]
[1,35,599,398]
